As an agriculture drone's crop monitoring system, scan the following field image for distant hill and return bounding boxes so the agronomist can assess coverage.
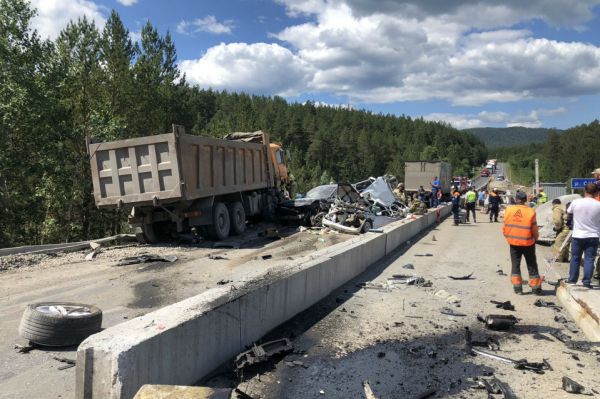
[464,127,563,148]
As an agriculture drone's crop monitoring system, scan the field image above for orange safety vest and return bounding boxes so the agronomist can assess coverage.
[503,205,538,246]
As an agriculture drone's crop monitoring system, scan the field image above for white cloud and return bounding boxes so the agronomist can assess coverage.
[176,16,234,35]
[129,30,141,43]
[116,0,138,6]
[182,1,600,106]
[179,43,311,96]
[423,107,567,129]
[30,0,106,39]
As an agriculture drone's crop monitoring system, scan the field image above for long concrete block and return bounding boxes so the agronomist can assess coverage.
[556,284,600,342]
[76,208,447,399]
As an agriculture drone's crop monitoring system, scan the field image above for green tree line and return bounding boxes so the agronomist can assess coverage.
[0,1,486,247]
[488,121,600,186]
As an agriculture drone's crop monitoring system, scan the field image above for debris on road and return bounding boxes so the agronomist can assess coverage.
[490,300,515,311]
[208,254,228,260]
[261,254,273,260]
[14,343,37,354]
[434,289,461,304]
[116,254,177,266]
[465,328,550,374]
[217,279,232,285]
[234,338,293,372]
[259,228,282,240]
[402,263,415,269]
[478,314,518,330]
[534,299,562,310]
[362,380,378,399]
[448,272,474,280]
[440,307,466,317]
[562,376,589,395]
[53,356,76,370]
[414,253,433,257]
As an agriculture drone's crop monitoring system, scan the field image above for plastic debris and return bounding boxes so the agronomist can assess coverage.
[490,300,515,311]
[448,273,474,280]
[116,254,177,266]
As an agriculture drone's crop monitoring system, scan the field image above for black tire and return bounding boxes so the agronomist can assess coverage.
[135,221,172,243]
[209,202,230,240]
[310,211,326,227]
[18,302,102,347]
[228,201,246,236]
[261,193,277,222]
[361,220,373,233]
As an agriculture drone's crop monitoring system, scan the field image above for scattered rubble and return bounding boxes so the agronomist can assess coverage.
[234,338,293,373]
[562,376,589,395]
[490,300,515,311]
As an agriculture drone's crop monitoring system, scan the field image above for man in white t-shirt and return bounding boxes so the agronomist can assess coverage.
[567,183,600,287]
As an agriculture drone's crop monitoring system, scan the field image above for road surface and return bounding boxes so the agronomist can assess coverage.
[221,212,597,399]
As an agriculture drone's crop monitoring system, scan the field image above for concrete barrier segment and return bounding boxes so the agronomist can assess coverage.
[76,205,450,399]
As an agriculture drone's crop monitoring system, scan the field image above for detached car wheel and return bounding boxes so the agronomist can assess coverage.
[18,302,102,346]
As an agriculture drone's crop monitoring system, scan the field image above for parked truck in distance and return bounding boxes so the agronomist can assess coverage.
[87,125,289,243]
[404,161,452,197]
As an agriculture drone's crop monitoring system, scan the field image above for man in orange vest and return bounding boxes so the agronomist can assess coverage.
[503,191,541,295]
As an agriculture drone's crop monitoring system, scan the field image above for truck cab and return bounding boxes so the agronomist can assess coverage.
[269,142,289,187]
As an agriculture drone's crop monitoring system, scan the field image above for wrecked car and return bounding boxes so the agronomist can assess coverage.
[277,183,362,227]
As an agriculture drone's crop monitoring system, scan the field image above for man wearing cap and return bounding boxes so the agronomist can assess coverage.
[465,186,477,223]
[488,188,502,222]
[503,191,542,295]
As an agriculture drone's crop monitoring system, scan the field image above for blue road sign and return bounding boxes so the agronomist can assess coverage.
[571,178,597,189]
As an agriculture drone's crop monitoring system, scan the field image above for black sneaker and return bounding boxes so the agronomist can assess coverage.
[513,286,523,294]
[532,288,543,296]
[583,284,593,289]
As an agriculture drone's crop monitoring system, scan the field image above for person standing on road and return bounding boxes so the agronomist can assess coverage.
[478,189,485,209]
[566,183,600,288]
[465,186,477,223]
[537,188,548,205]
[451,188,461,226]
[503,191,542,295]
[418,185,426,202]
[489,188,502,222]
[551,198,570,262]
[431,176,441,208]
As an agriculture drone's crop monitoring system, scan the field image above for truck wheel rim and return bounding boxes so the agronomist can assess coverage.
[36,305,92,317]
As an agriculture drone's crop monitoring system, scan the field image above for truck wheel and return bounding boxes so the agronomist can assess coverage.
[18,302,102,347]
[261,193,277,222]
[135,222,171,243]
[209,202,230,240]
[228,202,246,236]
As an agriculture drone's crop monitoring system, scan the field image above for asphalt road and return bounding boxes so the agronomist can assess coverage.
[0,224,348,399]
[231,211,597,399]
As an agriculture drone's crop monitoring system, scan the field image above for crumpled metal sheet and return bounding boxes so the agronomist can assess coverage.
[361,177,397,207]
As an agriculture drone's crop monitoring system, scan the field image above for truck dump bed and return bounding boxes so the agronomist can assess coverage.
[404,161,452,193]
[88,127,273,208]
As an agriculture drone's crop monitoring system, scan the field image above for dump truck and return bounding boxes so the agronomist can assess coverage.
[404,161,452,196]
[87,125,289,242]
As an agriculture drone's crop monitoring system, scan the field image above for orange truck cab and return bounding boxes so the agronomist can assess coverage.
[269,142,289,187]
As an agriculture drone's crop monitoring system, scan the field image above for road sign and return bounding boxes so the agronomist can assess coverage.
[570,178,597,189]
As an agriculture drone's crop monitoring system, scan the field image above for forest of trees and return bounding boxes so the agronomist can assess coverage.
[0,0,497,248]
[465,127,562,148]
[488,121,600,186]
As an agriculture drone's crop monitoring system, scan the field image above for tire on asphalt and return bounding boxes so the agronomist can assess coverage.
[228,201,246,236]
[208,202,231,240]
[361,220,373,233]
[18,302,102,347]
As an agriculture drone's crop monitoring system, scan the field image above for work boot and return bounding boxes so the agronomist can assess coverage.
[532,287,543,296]
[513,285,523,295]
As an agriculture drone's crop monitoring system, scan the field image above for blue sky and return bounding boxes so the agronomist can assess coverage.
[30,0,600,130]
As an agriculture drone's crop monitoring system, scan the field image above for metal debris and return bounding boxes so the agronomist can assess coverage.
[534,299,562,310]
[414,253,433,257]
[440,307,466,317]
[234,338,293,371]
[477,314,518,330]
[490,300,515,311]
[448,273,474,280]
[261,254,273,260]
[53,356,76,370]
[116,254,177,266]
[402,263,415,269]
[465,328,550,374]
[14,343,37,354]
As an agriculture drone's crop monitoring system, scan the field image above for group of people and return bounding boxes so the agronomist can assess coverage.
[450,186,502,226]
[503,168,600,295]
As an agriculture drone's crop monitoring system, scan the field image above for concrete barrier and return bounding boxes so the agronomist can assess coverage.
[556,284,600,342]
[76,206,449,399]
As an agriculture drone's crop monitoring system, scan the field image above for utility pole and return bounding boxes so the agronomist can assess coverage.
[534,158,539,195]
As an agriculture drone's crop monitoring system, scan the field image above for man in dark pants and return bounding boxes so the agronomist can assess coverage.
[465,186,477,223]
[503,191,541,295]
[489,188,502,222]
[451,188,461,226]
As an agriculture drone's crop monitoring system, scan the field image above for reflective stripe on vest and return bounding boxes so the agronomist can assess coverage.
[503,205,538,246]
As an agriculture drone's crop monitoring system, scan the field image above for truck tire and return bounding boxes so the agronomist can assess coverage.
[228,201,246,236]
[261,192,277,222]
[135,222,171,244]
[209,202,230,240]
[18,302,102,347]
